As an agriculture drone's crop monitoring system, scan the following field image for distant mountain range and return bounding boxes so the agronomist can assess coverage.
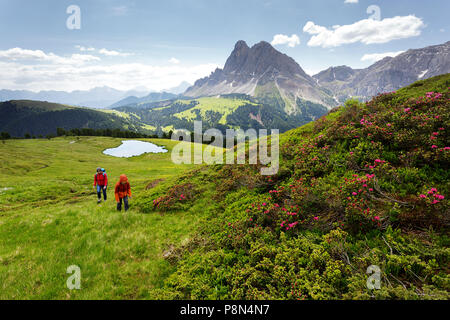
[0,81,192,109]
[167,81,192,95]
[108,92,178,109]
[0,87,149,109]
[313,41,450,104]
[108,81,192,108]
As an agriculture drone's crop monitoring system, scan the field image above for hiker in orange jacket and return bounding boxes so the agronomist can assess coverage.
[115,174,132,211]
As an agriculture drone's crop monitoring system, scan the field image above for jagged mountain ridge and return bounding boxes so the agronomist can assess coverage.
[314,41,450,102]
[185,40,450,109]
[184,40,334,113]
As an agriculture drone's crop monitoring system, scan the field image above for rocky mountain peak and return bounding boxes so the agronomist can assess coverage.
[233,40,250,51]
[184,40,334,109]
[223,40,308,80]
[314,65,357,83]
[223,40,250,74]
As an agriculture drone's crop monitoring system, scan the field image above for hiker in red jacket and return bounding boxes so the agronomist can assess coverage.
[93,167,108,203]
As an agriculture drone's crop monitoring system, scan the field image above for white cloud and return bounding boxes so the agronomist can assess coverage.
[98,48,133,57]
[0,47,50,61]
[0,48,219,92]
[303,15,424,48]
[169,57,180,64]
[361,51,405,63]
[75,46,132,57]
[271,34,300,47]
[344,0,359,3]
[75,45,95,52]
[0,47,100,64]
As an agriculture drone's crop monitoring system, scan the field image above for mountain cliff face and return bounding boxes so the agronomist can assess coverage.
[184,41,333,114]
[314,41,450,103]
[313,65,358,83]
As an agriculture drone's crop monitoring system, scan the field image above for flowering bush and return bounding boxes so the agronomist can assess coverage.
[151,75,450,300]
[152,183,196,212]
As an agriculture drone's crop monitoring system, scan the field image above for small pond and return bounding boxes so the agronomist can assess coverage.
[103,140,168,158]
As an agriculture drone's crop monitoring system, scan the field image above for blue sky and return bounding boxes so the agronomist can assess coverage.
[0,0,448,92]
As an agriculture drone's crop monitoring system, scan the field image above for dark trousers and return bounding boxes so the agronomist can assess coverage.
[97,185,107,200]
[117,196,129,211]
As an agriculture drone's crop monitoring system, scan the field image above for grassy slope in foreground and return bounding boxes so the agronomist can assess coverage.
[136,74,449,299]
[0,137,221,299]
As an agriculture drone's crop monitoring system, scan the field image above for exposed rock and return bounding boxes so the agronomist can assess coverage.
[184,40,333,113]
[314,41,450,102]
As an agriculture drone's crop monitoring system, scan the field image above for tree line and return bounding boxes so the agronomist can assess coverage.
[1,128,175,140]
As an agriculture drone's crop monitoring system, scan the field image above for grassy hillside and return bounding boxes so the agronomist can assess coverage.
[0,100,149,137]
[0,137,221,299]
[134,74,449,299]
[116,94,328,134]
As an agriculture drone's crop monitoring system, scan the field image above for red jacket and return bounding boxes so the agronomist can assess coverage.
[93,173,108,186]
[115,182,131,202]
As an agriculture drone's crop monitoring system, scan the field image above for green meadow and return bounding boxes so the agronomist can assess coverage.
[173,97,259,124]
[0,137,214,299]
